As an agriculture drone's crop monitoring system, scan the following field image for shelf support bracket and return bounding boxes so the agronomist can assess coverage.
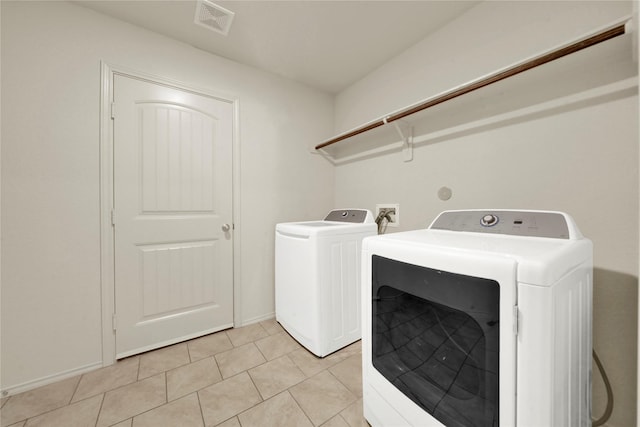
[385,118,413,162]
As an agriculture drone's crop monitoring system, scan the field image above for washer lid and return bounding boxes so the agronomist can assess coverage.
[275,209,375,238]
[276,220,376,237]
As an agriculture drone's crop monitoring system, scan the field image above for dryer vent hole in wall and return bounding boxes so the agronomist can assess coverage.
[375,204,399,234]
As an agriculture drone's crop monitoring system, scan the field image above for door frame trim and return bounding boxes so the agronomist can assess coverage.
[99,62,241,366]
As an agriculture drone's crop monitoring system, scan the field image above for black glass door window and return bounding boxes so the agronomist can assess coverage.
[372,255,500,427]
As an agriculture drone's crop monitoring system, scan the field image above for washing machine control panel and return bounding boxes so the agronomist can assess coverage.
[430,210,571,239]
[324,209,372,223]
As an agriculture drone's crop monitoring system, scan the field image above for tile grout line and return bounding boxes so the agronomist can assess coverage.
[253,340,269,362]
[245,361,264,400]
[326,357,361,399]
[69,374,83,405]
[164,371,168,409]
[287,386,317,427]
[135,355,141,383]
[242,367,266,417]
[195,390,207,427]
[285,389,316,427]
[93,393,106,427]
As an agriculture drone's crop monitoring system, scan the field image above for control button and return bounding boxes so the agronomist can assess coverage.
[341,211,349,217]
[480,214,499,227]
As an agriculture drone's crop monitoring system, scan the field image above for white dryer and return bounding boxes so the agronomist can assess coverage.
[362,210,593,427]
[276,209,377,357]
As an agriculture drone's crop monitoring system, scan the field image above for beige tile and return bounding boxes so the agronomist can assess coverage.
[187,332,233,362]
[255,332,301,360]
[339,399,368,427]
[198,372,261,426]
[288,348,337,377]
[0,376,80,426]
[290,340,361,380]
[225,323,269,347]
[138,343,190,380]
[111,420,132,427]
[24,394,102,427]
[4,422,26,427]
[96,373,166,427]
[1,397,9,409]
[289,370,357,426]
[325,341,362,365]
[248,355,306,400]
[321,415,350,427]
[259,318,285,335]
[238,391,312,427]
[215,343,266,379]
[215,417,240,427]
[328,355,362,397]
[167,357,222,401]
[132,393,203,427]
[72,356,139,402]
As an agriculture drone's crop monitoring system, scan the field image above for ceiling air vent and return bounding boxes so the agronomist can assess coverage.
[194,0,235,36]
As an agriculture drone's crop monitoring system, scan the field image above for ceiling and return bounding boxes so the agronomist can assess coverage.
[76,0,479,93]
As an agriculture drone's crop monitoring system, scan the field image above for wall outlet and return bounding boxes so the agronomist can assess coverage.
[375,204,399,227]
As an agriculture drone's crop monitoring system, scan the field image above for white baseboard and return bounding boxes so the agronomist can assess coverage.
[1,361,103,397]
[235,311,275,327]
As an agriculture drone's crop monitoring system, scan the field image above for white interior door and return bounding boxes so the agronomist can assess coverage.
[113,74,234,358]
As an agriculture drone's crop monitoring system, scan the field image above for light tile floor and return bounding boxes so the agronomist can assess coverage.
[0,319,369,427]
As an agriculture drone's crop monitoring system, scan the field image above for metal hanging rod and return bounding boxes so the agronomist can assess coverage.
[315,21,628,151]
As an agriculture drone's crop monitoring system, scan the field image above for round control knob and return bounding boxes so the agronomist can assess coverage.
[480,214,498,227]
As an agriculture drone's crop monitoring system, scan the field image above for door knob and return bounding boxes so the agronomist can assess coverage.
[221,223,231,232]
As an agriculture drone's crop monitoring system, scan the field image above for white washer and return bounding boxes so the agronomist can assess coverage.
[362,210,593,427]
[276,209,377,357]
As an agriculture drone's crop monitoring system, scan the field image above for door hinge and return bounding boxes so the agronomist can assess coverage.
[110,102,116,120]
[110,209,115,226]
[112,314,117,331]
[513,305,519,336]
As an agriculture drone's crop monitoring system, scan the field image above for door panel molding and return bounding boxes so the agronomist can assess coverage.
[99,62,241,366]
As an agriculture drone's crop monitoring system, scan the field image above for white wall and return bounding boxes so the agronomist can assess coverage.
[335,1,633,134]
[0,1,334,393]
[333,1,637,426]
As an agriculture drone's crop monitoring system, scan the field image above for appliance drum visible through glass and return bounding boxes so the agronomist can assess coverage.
[372,255,500,426]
